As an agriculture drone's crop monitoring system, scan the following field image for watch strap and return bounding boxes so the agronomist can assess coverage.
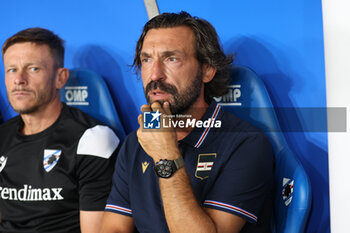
[173,156,185,170]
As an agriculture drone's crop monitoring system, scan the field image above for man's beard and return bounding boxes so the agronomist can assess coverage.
[144,69,203,115]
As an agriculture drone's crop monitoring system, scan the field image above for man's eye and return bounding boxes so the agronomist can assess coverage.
[29,67,39,71]
[169,57,177,62]
[7,68,16,73]
[141,58,150,63]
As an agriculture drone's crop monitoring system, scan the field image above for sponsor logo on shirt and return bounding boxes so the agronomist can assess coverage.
[0,184,64,201]
[195,153,216,180]
[0,155,8,173]
[43,149,62,172]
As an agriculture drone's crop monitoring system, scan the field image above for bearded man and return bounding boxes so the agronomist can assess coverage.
[102,11,274,233]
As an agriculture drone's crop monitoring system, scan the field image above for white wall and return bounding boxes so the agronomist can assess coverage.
[322,0,350,232]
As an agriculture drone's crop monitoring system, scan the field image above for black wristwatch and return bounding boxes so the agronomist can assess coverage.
[154,157,185,178]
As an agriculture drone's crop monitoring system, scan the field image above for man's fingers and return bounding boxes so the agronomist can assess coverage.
[150,102,164,113]
[163,102,172,115]
[142,102,172,115]
[136,127,144,146]
[137,114,143,126]
[141,104,151,113]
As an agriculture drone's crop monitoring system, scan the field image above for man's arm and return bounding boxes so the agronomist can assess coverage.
[76,125,120,232]
[205,208,246,233]
[137,102,246,233]
[159,166,246,233]
[100,212,135,233]
[80,211,104,233]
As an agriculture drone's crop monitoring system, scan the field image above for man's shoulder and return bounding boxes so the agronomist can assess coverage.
[0,117,21,152]
[76,124,120,159]
[220,109,267,137]
[120,131,139,149]
[213,109,272,151]
[0,115,21,132]
[116,131,141,158]
[62,104,104,129]
[61,105,120,157]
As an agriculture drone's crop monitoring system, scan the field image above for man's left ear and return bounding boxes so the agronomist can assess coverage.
[55,68,69,89]
[202,65,216,83]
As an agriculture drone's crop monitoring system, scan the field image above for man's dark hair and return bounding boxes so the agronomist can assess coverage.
[2,27,65,68]
[132,11,233,102]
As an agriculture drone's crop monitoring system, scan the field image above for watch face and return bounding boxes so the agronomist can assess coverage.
[155,160,174,178]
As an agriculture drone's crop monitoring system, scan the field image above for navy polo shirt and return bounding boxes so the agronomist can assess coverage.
[106,101,274,233]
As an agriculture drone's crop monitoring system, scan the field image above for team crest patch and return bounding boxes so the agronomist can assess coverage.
[195,153,216,180]
[282,178,294,206]
[43,149,62,172]
[0,155,8,173]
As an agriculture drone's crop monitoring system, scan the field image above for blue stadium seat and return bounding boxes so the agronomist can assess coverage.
[215,65,312,233]
[60,69,126,141]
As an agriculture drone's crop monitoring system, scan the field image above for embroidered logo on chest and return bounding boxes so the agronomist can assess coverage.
[142,161,150,173]
[43,149,62,172]
[0,155,8,173]
[195,153,216,180]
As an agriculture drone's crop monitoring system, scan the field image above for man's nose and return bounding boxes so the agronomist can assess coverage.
[150,59,165,81]
[14,70,28,85]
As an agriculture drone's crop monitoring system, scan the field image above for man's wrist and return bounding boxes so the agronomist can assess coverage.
[152,146,181,161]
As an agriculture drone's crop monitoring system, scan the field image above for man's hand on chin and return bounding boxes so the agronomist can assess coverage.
[137,101,181,163]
